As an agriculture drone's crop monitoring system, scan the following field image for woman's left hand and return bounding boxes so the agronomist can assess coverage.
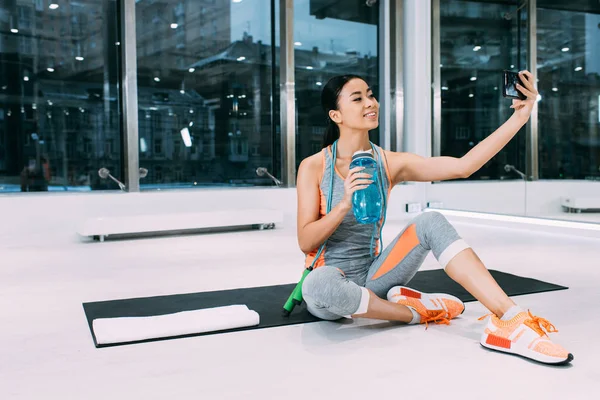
[510,70,538,121]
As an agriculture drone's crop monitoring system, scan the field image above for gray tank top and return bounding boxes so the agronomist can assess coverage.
[305,144,392,284]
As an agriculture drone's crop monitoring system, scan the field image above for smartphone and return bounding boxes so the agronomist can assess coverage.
[502,70,527,100]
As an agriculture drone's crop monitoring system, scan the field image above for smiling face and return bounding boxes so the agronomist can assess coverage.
[328,78,379,131]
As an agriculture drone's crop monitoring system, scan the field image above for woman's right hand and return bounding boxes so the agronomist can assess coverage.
[341,167,373,209]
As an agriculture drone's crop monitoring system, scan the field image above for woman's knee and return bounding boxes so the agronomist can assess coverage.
[301,266,365,317]
[414,210,450,229]
[413,211,470,267]
[301,266,345,299]
[413,211,457,243]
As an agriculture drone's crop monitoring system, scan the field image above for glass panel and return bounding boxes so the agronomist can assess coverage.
[136,0,279,189]
[528,2,600,223]
[0,0,122,193]
[430,0,528,216]
[537,6,600,180]
[294,0,379,166]
[439,0,526,181]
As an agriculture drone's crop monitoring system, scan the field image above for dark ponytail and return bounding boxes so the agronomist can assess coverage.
[320,74,364,148]
[322,120,340,149]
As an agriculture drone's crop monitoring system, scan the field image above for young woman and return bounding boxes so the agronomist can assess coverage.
[296,72,573,365]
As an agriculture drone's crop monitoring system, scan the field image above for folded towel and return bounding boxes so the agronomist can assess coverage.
[92,304,260,345]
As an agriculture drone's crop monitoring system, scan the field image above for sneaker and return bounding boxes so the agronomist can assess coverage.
[387,286,465,327]
[479,310,574,365]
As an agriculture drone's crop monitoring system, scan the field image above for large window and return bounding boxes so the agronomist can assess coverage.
[0,0,122,192]
[294,0,379,165]
[537,3,600,179]
[136,0,278,188]
[438,0,527,180]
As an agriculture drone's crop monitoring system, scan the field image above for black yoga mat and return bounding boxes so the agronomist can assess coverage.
[83,269,567,348]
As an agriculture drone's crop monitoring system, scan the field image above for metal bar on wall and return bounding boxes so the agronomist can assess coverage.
[431,0,441,157]
[279,0,296,187]
[526,0,539,180]
[120,0,140,192]
[270,0,277,178]
[391,0,404,152]
[378,0,391,150]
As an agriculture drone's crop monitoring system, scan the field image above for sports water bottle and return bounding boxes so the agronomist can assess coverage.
[350,150,382,224]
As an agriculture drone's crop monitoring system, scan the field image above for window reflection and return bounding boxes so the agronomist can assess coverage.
[439,0,526,181]
[294,0,379,165]
[136,0,278,188]
[0,0,122,192]
[537,5,600,179]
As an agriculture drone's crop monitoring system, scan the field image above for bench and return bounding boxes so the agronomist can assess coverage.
[560,197,600,213]
[77,209,284,242]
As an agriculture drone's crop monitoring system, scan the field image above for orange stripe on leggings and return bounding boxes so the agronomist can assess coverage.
[371,224,419,280]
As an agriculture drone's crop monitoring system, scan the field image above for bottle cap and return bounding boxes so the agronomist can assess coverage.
[351,149,374,162]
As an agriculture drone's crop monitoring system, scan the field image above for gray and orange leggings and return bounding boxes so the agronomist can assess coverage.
[301,211,470,320]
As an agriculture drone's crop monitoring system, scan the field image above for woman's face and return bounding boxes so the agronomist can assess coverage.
[329,78,379,131]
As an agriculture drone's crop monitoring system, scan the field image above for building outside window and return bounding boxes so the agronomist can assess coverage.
[136,0,278,188]
[294,0,380,166]
[0,0,122,192]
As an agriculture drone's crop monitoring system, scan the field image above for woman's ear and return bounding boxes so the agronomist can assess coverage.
[329,110,342,124]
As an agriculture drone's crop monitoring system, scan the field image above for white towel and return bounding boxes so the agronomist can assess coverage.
[92,304,260,345]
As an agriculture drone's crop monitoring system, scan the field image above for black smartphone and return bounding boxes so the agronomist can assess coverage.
[502,70,527,100]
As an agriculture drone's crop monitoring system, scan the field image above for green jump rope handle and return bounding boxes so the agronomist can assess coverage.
[282,268,312,317]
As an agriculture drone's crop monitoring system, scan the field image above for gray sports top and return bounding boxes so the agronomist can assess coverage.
[304,144,392,283]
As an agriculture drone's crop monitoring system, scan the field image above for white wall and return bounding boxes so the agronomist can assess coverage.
[427,180,600,218]
[526,180,600,216]
[427,181,527,215]
[0,188,291,247]
[403,0,432,157]
[0,184,422,248]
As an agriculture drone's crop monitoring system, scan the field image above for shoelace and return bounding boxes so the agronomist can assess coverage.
[419,310,450,330]
[525,310,558,337]
[477,310,559,337]
[395,294,454,329]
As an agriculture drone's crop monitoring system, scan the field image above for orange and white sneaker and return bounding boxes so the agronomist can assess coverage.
[386,286,465,327]
[479,310,573,365]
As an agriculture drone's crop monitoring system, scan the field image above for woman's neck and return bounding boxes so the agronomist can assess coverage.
[336,131,371,159]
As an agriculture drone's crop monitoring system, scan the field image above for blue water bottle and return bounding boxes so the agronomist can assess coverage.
[350,150,382,224]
